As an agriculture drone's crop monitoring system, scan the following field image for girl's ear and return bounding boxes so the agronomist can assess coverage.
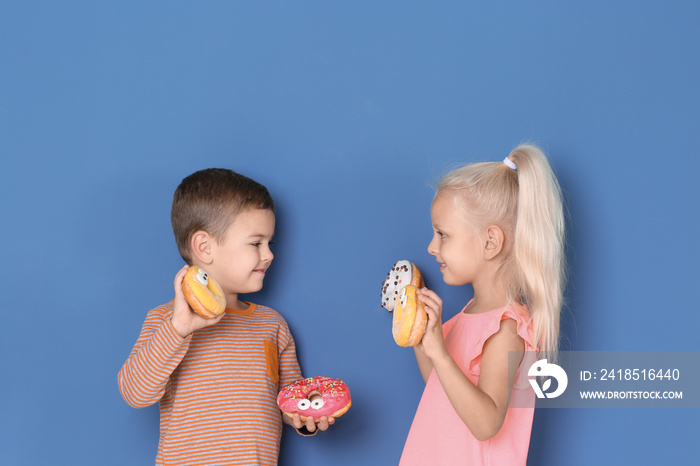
[190,230,214,265]
[483,225,504,260]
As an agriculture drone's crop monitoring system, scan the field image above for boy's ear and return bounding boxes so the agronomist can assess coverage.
[483,225,504,260]
[190,230,214,265]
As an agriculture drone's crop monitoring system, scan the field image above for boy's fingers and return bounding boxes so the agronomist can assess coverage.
[317,416,335,431]
[174,266,190,297]
[305,416,317,432]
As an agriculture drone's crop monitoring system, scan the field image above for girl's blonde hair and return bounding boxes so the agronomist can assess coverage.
[437,144,565,361]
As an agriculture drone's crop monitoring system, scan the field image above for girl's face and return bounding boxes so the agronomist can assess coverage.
[427,193,484,286]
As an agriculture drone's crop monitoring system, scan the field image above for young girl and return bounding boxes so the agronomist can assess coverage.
[399,144,565,465]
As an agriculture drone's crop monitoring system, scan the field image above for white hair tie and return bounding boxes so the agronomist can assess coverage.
[503,157,518,171]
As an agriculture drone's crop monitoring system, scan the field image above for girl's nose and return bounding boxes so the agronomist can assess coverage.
[427,235,438,256]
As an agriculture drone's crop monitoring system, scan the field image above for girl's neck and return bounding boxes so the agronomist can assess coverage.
[464,279,508,314]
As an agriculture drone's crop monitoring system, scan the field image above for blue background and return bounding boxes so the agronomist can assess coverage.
[2,1,699,464]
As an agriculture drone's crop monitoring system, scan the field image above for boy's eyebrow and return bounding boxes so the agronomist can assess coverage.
[247,233,274,239]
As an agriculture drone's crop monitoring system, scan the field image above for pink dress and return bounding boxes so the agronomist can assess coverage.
[399,304,536,466]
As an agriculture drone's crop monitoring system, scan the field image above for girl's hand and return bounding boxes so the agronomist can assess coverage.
[170,265,225,338]
[416,287,448,361]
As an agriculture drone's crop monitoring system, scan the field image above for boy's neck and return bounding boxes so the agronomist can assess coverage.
[226,295,249,311]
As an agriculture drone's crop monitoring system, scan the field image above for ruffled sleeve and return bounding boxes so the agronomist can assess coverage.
[465,306,536,389]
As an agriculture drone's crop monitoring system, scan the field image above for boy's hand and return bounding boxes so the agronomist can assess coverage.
[415,287,448,361]
[288,412,335,433]
[171,265,225,338]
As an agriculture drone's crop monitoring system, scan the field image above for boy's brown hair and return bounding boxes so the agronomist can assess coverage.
[171,168,275,264]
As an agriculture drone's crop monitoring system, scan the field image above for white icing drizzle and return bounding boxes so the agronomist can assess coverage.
[381,260,413,311]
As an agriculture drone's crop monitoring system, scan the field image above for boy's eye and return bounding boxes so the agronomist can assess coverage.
[252,240,274,247]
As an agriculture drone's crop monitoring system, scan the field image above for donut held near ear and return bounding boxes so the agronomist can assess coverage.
[380,260,427,347]
[181,266,226,319]
[277,376,352,422]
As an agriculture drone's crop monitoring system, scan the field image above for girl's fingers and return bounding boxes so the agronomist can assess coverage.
[417,288,442,317]
[418,287,442,306]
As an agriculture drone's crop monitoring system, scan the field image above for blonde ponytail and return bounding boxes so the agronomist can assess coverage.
[508,145,565,361]
[436,144,566,361]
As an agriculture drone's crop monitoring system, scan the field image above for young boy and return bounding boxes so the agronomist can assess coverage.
[119,168,332,466]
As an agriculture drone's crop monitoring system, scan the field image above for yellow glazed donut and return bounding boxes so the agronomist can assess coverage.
[181,266,226,319]
[392,285,428,347]
[381,260,427,347]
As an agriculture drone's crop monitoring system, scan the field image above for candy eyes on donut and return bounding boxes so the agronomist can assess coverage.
[196,269,209,285]
[297,399,310,410]
[297,398,325,410]
[311,399,325,409]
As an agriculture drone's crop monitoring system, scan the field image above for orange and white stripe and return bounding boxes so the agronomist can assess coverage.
[119,301,302,465]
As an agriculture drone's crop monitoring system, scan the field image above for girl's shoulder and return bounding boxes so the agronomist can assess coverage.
[459,303,535,351]
[483,304,535,351]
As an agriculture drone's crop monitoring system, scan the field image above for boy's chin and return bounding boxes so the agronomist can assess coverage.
[240,281,265,294]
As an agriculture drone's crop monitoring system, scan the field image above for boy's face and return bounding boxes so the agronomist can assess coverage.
[207,208,276,301]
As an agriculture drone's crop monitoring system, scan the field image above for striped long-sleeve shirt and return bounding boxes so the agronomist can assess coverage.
[118,301,302,465]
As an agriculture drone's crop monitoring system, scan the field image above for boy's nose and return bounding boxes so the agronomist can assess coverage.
[263,246,274,262]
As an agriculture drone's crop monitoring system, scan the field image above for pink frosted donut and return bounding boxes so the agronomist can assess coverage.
[277,376,352,422]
